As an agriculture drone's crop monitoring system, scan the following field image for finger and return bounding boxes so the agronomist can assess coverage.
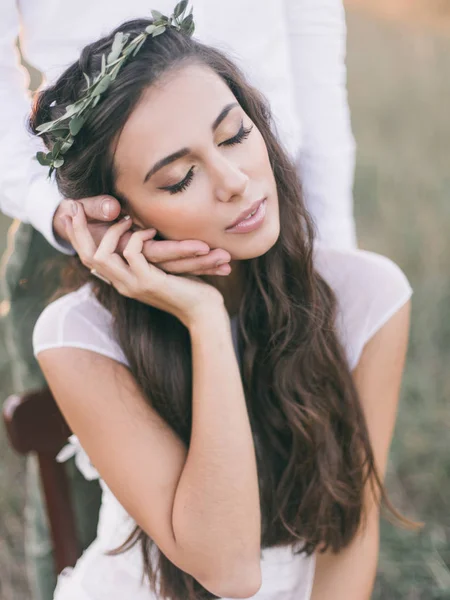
[155,250,231,274]
[141,238,211,263]
[69,202,99,265]
[122,230,167,282]
[94,216,137,258]
[191,264,232,276]
[76,195,122,222]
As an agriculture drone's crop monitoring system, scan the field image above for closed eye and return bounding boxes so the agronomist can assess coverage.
[158,121,254,195]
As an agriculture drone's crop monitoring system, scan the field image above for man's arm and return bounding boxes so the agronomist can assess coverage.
[285,0,358,250]
[0,0,74,254]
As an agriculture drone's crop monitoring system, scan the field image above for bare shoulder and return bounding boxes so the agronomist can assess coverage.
[352,298,412,479]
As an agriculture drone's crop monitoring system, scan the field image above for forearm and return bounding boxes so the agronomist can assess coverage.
[172,308,261,588]
[311,510,379,599]
[286,0,358,250]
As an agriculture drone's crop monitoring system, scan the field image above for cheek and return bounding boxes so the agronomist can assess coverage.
[137,199,212,240]
[247,128,273,175]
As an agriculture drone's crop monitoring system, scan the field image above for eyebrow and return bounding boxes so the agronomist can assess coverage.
[142,102,239,184]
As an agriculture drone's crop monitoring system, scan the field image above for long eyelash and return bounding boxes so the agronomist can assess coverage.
[221,123,254,147]
[160,122,254,195]
[162,167,195,195]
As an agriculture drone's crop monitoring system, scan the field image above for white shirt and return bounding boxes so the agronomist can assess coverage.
[31,244,413,599]
[0,0,357,255]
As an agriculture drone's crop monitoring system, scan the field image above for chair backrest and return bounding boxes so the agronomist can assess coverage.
[2,387,81,574]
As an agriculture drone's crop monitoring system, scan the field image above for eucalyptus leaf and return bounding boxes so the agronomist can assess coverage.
[111,32,124,52]
[92,95,101,107]
[109,63,122,81]
[60,136,75,152]
[53,158,65,168]
[174,0,188,18]
[152,25,166,37]
[182,13,194,29]
[69,116,85,136]
[187,20,195,36]
[63,104,80,118]
[48,127,70,137]
[101,53,106,75]
[92,74,112,96]
[132,38,146,57]
[35,121,56,133]
[151,10,163,20]
[36,152,52,166]
[107,47,122,65]
[145,24,157,34]
[51,140,63,156]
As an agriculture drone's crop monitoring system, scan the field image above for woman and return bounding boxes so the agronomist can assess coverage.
[30,7,415,600]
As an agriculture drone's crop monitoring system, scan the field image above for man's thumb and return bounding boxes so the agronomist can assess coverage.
[79,195,122,222]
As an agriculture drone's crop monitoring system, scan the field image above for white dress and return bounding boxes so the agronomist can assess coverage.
[32,244,413,600]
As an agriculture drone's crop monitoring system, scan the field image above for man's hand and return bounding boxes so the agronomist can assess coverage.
[53,194,122,247]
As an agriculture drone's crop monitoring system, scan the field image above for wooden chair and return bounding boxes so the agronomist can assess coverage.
[2,387,80,575]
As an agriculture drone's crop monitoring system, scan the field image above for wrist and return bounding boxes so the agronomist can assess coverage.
[186,299,230,332]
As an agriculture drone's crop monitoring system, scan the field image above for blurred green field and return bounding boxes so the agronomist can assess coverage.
[1,8,449,600]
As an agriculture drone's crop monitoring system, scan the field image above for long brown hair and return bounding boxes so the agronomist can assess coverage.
[29,17,416,600]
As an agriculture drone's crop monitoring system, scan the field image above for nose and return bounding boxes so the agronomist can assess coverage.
[211,152,249,202]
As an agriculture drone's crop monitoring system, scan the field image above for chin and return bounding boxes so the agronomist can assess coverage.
[227,219,280,261]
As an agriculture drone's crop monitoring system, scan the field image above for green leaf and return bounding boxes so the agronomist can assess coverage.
[111,32,124,53]
[131,37,146,57]
[61,137,75,153]
[145,24,157,34]
[53,158,65,168]
[182,13,194,30]
[186,20,195,36]
[107,31,127,64]
[151,10,164,21]
[48,127,70,137]
[69,116,85,136]
[152,25,166,37]
[35,121,56,133]
[83,73,91,89]
[92,74,112,96]
[92,95,101,107]
[174,0,188,18]
[109,62,122,81]
[36,151,52,166]
[51,140,63,156]
[107,46,122,65]
[63,102,83,119]
[101,53,106,75]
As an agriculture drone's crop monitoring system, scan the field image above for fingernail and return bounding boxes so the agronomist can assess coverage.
[120,215,131,222]
[70,201,78,216]
[195,250,209,256]
[101,199,112,218]
[215,259,229,267]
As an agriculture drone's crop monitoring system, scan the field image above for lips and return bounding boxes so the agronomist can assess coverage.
[226,198,265,230]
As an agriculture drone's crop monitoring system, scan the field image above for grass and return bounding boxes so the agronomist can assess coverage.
[0,7,449,599]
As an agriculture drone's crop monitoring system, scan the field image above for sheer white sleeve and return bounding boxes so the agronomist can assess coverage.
[314,245,413,371]
[0,0,74,254]
[32,283,129,368]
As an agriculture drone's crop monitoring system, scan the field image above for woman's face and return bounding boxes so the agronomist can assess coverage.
[113,63,280,261]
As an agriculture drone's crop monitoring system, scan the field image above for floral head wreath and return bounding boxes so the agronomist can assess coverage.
[35,1,195,178]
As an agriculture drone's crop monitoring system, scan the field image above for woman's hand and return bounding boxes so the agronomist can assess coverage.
[62,202,228,327]
[56,198,232,276]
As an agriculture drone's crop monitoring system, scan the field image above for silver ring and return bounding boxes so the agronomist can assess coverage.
[90,268,112,285]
